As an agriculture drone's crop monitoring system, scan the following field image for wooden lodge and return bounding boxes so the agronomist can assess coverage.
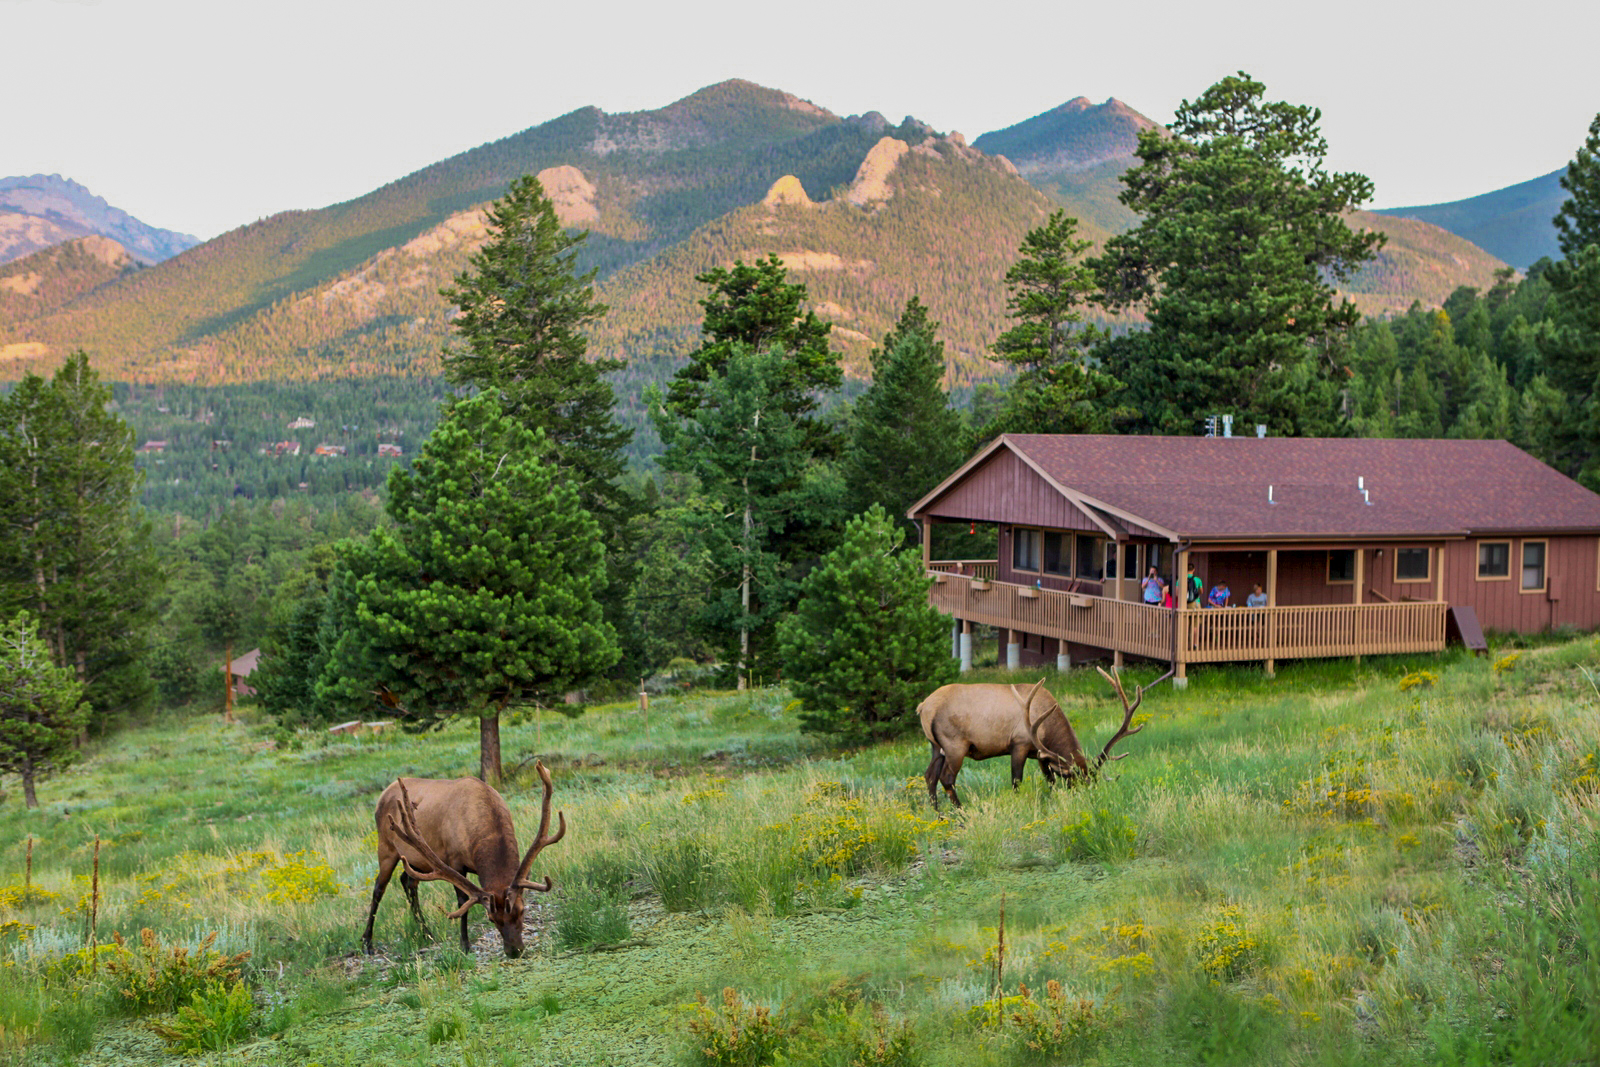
[909,435,1600,685]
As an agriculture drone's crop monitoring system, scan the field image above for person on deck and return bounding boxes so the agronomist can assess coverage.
[1141,566,1164,604]
[1246,583,1268,608]
[1207,580,1231,608]
[1161,580,1174,609]
[1186,562,1204,607]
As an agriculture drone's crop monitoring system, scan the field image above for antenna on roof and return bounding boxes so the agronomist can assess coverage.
[1203,415,1219,438]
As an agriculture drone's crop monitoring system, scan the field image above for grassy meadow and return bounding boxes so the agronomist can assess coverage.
[1,638,1598,1065]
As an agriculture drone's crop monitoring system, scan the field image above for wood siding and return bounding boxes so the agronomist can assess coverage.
[1445,535,1600,632]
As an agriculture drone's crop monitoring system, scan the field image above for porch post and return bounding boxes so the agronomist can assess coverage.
[959,619,973,673]
[1265,549,1278,677]
[951,619,960,660]
[921,519,932,571]
[1352,548,1365,666]
[1007,633,1021,670]
[1174,546,1190,690]
[1435,544,1445,604]
[1113,537,1126,673]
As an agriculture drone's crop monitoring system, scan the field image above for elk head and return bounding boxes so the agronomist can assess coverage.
[1025,667,1170,785]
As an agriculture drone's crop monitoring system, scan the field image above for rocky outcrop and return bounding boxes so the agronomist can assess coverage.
[536,165,600,226]
[845,137,910,206]
[763,175,816,209]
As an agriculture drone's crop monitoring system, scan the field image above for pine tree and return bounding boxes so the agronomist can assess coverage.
[321,392,618,783]
[664,254,839,426]
[652,346,843,689]
[440,174,638,673]
[982,212,1119,438]
[0,611,87,808]
[843,298,965,525]
[776,505,957,743]
[1554,113,1600,259]
[1532,243,1600,486]
[0,352,161,731]
[1094,73,1383,436]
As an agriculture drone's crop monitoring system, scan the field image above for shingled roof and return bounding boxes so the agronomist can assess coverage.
[911,435,1600,540]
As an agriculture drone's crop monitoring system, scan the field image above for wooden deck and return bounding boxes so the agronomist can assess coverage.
[928,569,1448,664]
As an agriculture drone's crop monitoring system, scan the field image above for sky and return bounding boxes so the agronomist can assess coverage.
[7,0,1599,241]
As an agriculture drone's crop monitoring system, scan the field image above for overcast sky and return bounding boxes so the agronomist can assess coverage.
[7,0,1598,241]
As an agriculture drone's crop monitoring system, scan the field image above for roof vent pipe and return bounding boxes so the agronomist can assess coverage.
[1256,424,1267,438]
[1222,414,1233,438]
[1268,484,1275,504]
[1363,488,1371,506]
[1358,476,1365,490]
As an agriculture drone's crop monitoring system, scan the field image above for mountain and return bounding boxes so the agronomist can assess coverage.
[0,235,141,324]
[1338,211,1509,315]
[973,96,1159,234]
[0,175,199,265]
[1,81,1510,388]
[1372,169,1565,270]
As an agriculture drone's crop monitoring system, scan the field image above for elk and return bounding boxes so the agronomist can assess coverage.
[920,667,1171,808]
[361,760,566,958]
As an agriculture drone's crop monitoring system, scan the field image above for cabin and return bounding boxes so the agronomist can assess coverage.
[909,435,1600,685]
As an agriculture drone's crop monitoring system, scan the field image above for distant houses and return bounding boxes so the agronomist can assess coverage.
[137,440,168,453]
[262,440,301,456]
[378,443,403,457]
[314,444,347,457]
[288,416,316,430]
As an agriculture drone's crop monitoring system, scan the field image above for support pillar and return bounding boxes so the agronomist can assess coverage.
[1056,651,1071,672]
[1007,639,1021,670]
[1265,548,1278,679]
[959,619,973,673]
[1175,546,1191,689]
[1173,661,1188,690]
[1353,548,1365,667]
[951,619,961,660]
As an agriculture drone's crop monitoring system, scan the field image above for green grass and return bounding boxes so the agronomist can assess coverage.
[0,642,1598,1064]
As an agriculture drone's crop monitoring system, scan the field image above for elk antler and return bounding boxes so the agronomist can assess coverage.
[1013,678,1072,766]
[388,778,486,917]
[512,760,566,892]
[1092,667,1172,770]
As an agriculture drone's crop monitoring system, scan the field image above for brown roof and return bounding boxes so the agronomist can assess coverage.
[912,435,1600,540]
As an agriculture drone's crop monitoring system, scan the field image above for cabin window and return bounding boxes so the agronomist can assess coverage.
[1075,535,1098,579]
[1012,528,1041,572]
[1520,540,1547,593]
[1042,532,1072,576]
[1327,550,1356,584]
[1103,541,1122,581]
[1477,541,1511,580]
[1394,547,1431,582]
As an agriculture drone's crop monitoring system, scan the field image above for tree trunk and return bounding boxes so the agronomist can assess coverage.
[479,712,503,786]
[21,756,38,809]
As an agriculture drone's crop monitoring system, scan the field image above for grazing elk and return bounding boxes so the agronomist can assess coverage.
[920,667,1171,808]
[361,761,566,958]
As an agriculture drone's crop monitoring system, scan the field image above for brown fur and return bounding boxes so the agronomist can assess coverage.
[361,763,565,958]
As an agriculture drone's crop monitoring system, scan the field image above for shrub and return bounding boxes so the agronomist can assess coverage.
[777,505,958,742]
[1193,905,1262,982]
[1052,808,1140,863]
[151,979,255,1055]
[103,928,250,1016]
[684,988,793,1067]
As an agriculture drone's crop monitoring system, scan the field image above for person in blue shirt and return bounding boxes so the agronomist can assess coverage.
[1246,583,1268,607]
[1207,580,1231,608]
[1141,566,1164,604]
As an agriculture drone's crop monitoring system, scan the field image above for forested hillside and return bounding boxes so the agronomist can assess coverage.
[1375,169,1565,269]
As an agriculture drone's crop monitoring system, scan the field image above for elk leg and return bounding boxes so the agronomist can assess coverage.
[454,887,472,953]
[362,853,400,955]
[939,752,964,809]
[1010,747,1029,790]
[399,866,434,939]
[925,743,946,808]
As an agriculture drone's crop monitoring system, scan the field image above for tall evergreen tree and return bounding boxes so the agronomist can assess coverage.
[664,254,839,426]
[1532,244,1600,487]
[652,346,842,689]
[0,352,161,731]
[1093,72,1383,436]
[321,392,618,783]
[1554,113,1600,259]
[843,298,964,526]
[982,212,1119,439]
[0,611,86,808]
[440,174,638,669]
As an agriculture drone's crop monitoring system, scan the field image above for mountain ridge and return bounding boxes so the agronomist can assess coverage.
[0,174,199,266]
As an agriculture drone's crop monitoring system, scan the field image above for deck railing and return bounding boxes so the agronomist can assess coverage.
[927,568,1448,664]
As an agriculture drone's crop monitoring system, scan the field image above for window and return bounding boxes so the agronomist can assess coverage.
[1042,532,1072,576]
[1394,547,1430,582]
[1521,540,1547,593]
[1478,541,1511,580]
[1075,535,1098,580]
[1104,541,1122,580]
[1327,550,1355,583]
[1012,528,1041,572]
